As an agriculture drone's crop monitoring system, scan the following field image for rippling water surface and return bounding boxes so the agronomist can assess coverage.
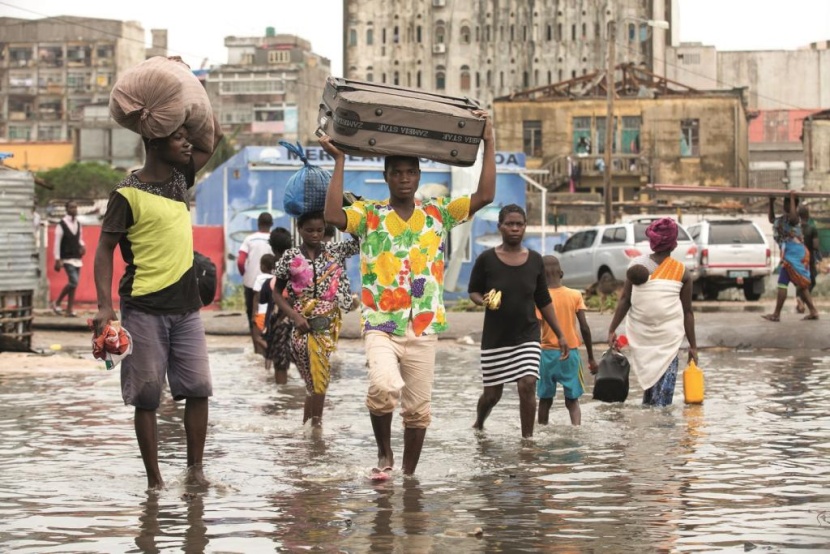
[1,346,829,553]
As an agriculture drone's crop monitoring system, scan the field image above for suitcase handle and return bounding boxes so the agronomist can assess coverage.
[327,77,482,111]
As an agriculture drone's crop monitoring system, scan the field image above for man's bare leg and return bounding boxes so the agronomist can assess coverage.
[184,397,209,486]
[135,407,163,490]
[565,398,581,426]
[370,412,394,469]
[517,376,537,438]
[473,384,503,431]
[538,398,553,425]
[402,427,426,475]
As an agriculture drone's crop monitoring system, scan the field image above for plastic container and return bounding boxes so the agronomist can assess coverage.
[683,360,705,404]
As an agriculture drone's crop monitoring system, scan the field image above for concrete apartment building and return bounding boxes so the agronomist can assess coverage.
[205,28,331,148]
[662,41,830,190]
[802,109,830,192]
[494,65,749,206]
[0,16,149,169]
[342,0,677,110]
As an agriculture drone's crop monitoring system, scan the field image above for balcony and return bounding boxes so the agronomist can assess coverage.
[539,154,649,189]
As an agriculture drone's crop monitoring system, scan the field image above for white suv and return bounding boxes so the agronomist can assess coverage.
[685,219,771,301]
[554,218,699,290]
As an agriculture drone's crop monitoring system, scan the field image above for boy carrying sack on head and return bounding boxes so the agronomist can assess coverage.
[537,255,598,426]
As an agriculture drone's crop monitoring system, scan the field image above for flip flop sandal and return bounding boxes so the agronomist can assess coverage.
[369,466,393,481]
[761,314,780,322]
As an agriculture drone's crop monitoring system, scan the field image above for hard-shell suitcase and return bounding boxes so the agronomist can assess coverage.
[318,76,485,167]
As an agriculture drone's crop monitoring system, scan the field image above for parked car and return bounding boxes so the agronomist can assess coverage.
[685,219,771,301]
[553,218,699,290]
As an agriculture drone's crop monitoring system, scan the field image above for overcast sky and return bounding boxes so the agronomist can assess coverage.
[6,0,830,76]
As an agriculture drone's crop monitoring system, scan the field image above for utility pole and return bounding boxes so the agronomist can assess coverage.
[603,20,616,225]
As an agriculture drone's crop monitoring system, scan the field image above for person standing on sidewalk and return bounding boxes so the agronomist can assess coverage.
[320,111,496,477]
[93,120,223,490]
[52,200,85,317]
[238,212,274,351]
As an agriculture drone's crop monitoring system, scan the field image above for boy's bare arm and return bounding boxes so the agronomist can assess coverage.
[576,309,598,374]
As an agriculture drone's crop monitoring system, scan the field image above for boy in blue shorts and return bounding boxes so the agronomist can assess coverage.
[537,256,598,425]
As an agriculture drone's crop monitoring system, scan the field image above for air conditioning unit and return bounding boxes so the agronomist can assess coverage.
[433,43,446,54]
[433,0,446,6]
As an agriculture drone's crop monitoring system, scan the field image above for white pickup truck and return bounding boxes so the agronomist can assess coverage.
[685,219,772,301]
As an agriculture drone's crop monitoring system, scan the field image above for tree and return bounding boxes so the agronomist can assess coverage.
[36,162,127,205]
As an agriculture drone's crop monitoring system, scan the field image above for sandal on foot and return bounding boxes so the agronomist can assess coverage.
[761,314,780,322]
[51,304,63,315]
[803,314,820,321]
[369,466,393,481]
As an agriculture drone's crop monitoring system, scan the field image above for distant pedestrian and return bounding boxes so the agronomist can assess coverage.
[238,212,274,351]
[52,200,85,317]
[763,192,818,322]
[468,204,570,438]
[537,255,597,426]
[263,228,294,384]
[797,204,820,315]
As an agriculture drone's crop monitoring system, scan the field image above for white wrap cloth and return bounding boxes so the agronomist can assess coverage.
[625,269,685,390]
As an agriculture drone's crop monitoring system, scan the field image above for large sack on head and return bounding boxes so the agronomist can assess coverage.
[109,56,214,152]
[280,141,331,217]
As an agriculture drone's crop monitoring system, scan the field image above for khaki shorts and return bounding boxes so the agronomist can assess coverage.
[120,306,212,410]
[364,323,438,429]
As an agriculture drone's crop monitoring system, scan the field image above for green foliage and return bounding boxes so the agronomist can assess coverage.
[584,293,618,312]
[447,298,485,312]
[220,283,246,311]
[36,162,127,205]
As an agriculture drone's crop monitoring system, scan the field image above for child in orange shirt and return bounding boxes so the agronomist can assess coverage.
[537,255,598,425]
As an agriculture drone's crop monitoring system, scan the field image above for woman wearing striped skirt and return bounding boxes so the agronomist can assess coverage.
[468,205,570,438]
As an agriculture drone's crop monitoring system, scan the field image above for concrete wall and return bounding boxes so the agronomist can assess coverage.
[803,118,830,192]
[0,141,73,171]
[494,93,749,189]
[665,45,830,111]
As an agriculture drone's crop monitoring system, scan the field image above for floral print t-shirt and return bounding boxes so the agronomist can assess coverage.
[344,196,471,337]
[274,240,360,313]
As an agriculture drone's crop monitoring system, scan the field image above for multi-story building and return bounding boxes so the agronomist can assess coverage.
[494,65,750,207]
[663,41,830,190]
[205,28,331,148]
[802,109,830,192]
[0,16,147,169]
[342,0,677,109]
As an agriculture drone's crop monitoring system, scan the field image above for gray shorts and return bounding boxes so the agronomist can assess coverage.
[120,305,212,410]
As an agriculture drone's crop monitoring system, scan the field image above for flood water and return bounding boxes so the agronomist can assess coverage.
[1,345,829,553]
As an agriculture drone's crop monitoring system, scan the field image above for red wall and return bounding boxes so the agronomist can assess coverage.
[748,109,814,144]
[47,225,225,308]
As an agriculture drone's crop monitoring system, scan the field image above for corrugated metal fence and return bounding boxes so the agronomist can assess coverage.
[0,168,37,348]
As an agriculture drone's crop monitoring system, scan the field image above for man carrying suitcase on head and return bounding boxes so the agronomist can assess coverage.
[320,110,495,477]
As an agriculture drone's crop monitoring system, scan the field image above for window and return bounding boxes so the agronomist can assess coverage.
[268,50,290,64]
[523,120,542,157]
[349,29,357,46]
[571,24,576,41]
[366,28,374,45]
[680,119,700,157]
[557,23,562,41]
[436,68,445,89]
[601,227,626,244]
[596,116,618,154]
[416,26,422,43]
[562,230,596,252]
[523,71,529,88]
[486,70,491,86]
[475,72,480,88]
[435,22,446,43]
[38,125,61,141]
[476,26,480,42]
[499,71,504,88]
[241,53,254,65]
[523,25,527,41]
[460,65,471,90]
[382,28,387,44]
[9,125,31,140]
[461,25,471,44]
[486,25,491,41]
[546,24,552,41]
[622,116,641,154]
[393,26,400,43]
[572,116,592,153]
[582,23,586,37]
[510,24,514,41]
[628,23,636,41]
[393,71,400,85]
[417,70,421,88]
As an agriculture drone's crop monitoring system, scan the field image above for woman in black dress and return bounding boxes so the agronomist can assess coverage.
[468,204,570,438]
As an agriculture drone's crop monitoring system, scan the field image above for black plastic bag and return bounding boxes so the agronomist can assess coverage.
[592,348,630,403]
[193,251,217,308]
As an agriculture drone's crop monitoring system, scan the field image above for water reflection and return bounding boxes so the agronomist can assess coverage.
[0,349,829,552]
